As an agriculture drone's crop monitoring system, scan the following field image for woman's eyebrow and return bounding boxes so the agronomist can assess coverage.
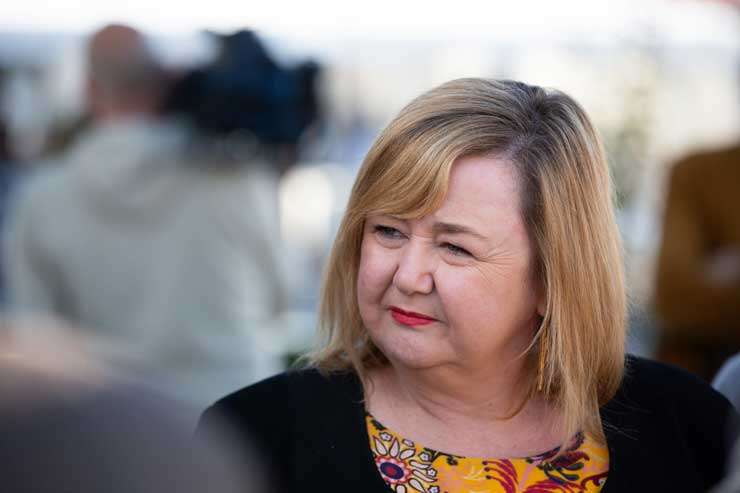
[373,214,405,223]
[431,221,488,241]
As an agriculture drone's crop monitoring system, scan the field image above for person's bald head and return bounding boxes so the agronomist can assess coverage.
[87,24,166,120]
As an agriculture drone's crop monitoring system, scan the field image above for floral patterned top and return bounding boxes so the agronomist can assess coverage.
[366,413,609,493]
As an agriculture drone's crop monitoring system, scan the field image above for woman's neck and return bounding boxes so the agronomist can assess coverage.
[366,361,563,458]
[390,360,529,420]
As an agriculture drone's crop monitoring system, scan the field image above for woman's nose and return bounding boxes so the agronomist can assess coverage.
[393,242,434,296]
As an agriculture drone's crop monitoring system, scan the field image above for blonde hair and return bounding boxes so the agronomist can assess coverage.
[310,78,626,445]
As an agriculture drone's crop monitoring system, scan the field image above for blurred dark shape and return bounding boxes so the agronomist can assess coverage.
[0,324,260,493]
[654,144,740,381]
[165,30,320,148]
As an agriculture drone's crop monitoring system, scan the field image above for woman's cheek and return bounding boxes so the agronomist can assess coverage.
[358,248,391,302]
[435,264,472,298]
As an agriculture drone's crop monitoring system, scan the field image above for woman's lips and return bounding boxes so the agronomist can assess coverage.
[389,307,436,327]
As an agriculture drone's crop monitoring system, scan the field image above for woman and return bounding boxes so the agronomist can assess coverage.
[200,79,738,492]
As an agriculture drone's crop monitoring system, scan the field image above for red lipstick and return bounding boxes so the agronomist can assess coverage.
[389,307,436,327]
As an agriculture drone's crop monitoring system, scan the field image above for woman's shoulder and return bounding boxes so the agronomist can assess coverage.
[200,367,362,431]
[618,355,732,410]
[197,367,367,491]
[605,355,740,443]
[601,356,739,491]
[608,355,737,427]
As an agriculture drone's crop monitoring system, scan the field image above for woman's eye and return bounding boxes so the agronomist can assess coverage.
[443,243,471,257]
[374,225,404,240]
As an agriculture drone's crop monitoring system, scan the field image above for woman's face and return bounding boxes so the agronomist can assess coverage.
[357,154,544,374]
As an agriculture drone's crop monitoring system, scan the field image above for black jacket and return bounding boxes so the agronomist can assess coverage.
[200,356,739,492]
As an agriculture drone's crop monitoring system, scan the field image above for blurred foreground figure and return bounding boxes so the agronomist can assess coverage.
[654,144,740,381]
[4,24,287,408]
[0,321,260,493]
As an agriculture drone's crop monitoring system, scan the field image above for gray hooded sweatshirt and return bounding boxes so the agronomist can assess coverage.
[4,118,287,408]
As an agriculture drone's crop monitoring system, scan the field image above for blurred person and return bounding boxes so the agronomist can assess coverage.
[654,144,740,381]
[0,318,261,493]
[3,24,293,409]
[199,79,739,493]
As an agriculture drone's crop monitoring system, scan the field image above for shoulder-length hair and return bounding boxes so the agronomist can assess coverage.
[310,78,626,445]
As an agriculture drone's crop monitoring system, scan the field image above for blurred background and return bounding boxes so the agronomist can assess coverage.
[0,0,739,416]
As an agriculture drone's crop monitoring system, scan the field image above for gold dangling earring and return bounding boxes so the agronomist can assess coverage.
[537,325,547,392]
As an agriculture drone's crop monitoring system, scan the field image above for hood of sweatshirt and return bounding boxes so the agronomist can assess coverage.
[67,118,189,219]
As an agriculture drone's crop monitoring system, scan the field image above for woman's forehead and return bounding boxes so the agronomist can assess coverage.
[446,154,520,202]
[437,156,522,223]
[369,156,526,240]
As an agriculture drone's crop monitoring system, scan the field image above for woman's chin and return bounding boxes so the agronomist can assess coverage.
[376,341,449,371]
[367,322,454,370]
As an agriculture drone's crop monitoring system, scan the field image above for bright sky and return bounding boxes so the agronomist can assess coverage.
[0,0,737,45]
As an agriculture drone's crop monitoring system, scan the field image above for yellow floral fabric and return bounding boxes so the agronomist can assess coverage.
[366,414,608,493]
